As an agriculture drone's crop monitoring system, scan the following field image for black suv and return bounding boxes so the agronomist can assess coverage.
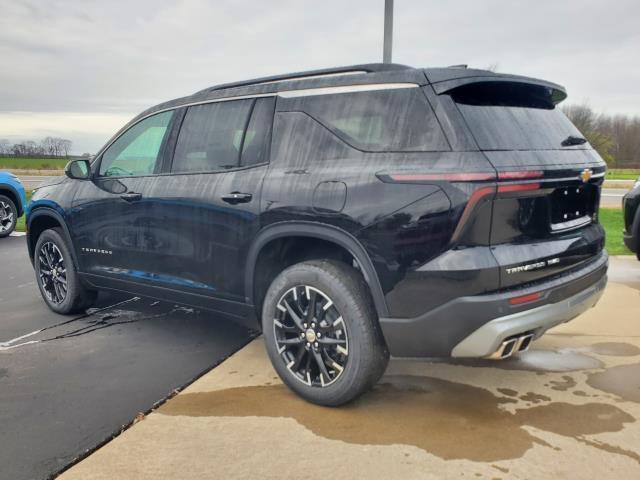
[27,64,608,405]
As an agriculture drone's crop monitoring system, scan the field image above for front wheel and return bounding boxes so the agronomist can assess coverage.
[262,259,389,406]
[34,228,97,314]
[0,195,18,238]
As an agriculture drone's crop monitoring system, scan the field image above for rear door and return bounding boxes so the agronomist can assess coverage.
[151,96,276,315]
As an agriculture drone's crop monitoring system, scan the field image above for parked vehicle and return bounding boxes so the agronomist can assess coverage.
[623,177,640,259]
[27,64,608,405]
[0,171,27,238]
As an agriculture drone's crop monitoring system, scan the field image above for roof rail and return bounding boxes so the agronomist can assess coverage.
[197,63,413,94]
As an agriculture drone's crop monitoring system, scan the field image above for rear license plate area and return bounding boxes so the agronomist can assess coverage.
[549,184,596,231]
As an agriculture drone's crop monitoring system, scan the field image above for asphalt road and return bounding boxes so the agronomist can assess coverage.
[0,235,256,480]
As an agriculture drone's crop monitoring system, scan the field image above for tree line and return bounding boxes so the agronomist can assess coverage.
[563,104,640,168]
[0,137,73,158]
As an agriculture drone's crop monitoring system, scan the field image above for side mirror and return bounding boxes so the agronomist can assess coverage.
[64,159,91,180]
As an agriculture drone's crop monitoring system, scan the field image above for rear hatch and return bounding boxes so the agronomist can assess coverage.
[439,77,606,288]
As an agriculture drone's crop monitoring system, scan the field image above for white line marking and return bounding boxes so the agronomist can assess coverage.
[0,296,139,351]
[0,329,43,347]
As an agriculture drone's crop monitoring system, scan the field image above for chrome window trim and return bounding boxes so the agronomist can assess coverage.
[277,82,419,98]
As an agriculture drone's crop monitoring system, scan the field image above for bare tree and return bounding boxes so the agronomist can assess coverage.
[59,139,72,157]
[0,138,10,155]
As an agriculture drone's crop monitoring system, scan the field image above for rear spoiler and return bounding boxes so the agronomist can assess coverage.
[423,68,567,105]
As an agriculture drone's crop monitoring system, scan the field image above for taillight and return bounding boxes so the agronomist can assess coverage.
[379,170,546,244]
[497,170,543,180]
[497,183,541,193]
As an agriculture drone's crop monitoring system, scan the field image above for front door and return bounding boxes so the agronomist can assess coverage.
[70,109,178,291]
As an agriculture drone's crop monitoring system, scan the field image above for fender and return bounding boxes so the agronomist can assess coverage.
[27,207,78,267]
[245,221,389,317]
[0,183,24,217]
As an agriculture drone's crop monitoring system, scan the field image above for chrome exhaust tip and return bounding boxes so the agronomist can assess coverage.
[488,337,519,360]
[515,333,534,353]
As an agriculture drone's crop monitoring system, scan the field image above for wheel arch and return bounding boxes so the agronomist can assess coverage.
[27,208,77,267]
[0,185,23,217]
[245,221,389,318]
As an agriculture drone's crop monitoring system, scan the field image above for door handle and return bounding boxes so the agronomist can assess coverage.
[221,192,253,205]
[120,192,142,202]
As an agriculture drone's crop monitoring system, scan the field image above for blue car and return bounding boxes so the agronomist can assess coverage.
[0,171,27,238]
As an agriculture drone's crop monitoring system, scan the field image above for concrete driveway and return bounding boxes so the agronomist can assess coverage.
[60,256,640,480]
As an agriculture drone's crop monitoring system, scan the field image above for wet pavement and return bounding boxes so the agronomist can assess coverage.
[0,236,255,480]
[60,256,640,480]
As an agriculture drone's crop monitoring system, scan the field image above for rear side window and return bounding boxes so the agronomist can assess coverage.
[295,88,449,152]
[172,99,253,173]
[241,97,275,166]
[99,110,173,177]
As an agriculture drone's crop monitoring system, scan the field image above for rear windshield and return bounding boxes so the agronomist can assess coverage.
[450,82,584,151]
[293,88,450,152]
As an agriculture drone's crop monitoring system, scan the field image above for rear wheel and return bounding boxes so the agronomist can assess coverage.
[34,228,97,314]
[0,195,17,238]
[262,259,389,406]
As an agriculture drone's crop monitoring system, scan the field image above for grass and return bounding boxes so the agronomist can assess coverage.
[15,190,32,233]
[599,207,633,256]
[0,157,68,170]
[605,169,640,180]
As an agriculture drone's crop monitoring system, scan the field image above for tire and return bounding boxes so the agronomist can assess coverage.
[0,194,18,238]
[34,228,97,314]
[262,259,389,406]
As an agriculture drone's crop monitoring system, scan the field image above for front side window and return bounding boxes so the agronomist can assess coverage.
[172,99,253,173]
[99,110,174,177]
[296,88,449,152]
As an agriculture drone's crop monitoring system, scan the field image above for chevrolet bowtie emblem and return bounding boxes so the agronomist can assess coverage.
[580,168,593,183]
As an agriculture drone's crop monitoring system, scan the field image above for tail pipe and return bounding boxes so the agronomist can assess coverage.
[487,332,535,360]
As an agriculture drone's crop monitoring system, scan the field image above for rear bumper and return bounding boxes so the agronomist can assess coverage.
[451,273,606,357]
[379,250,608,358]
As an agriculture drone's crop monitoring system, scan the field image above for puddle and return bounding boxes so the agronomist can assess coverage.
[548,376,577,391]
[497,388,518,397]
[587,363,640,403]
[581,343,640,357]
[452,349,604,372]
[160,375,636,463]
[519,392,551,403]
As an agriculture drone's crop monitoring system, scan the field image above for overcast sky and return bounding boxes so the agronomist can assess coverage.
[1,0,639,154]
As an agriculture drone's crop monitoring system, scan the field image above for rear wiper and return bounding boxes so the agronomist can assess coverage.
[561,135,587,147]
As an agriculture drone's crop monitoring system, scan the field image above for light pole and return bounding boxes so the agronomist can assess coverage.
[383,0,394,63]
